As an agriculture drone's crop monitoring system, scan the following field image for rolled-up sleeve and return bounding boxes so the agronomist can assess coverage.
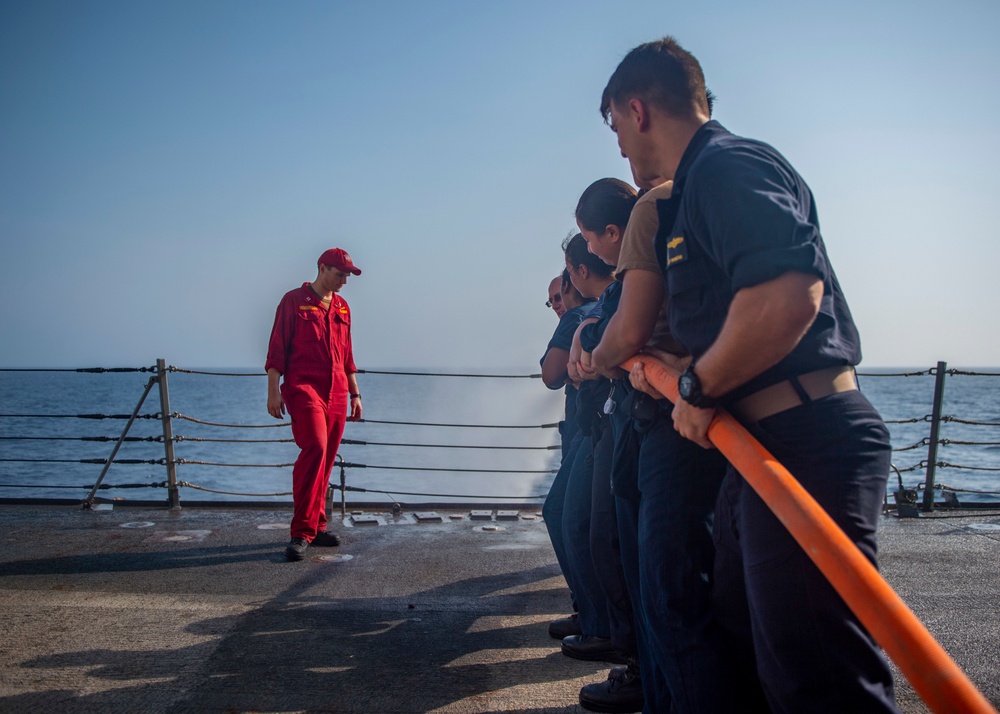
[693,150,829,293]
[264,296,291,375]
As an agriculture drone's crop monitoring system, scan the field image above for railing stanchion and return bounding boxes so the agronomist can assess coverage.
[157,358,180,509]
[921,360,947,512]
[83,375,157,508]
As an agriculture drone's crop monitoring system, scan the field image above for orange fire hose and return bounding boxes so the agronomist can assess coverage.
[623,354,997,714]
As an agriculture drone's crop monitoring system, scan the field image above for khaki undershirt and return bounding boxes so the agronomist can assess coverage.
[614,181,687,357]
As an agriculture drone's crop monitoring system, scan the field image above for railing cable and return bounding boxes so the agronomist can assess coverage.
[0,413,159,420]
[338,462,556,474]
[0,457,165,464]
[169,413,557,430]
[360,418,558,429]
[178,481,292,497]
[0,366,155,373]
[172,412,288,428]
[166,366,542,379]
[342,438,558,451]
[0,481,166,490]
[358,369,540,379]
[176,436,294,444]
[942,416,1000,427]
[343,485,545,500]
[936,462,1000,472]
[177,459,295,468]
[856,369,932,377]
[0,435,163,443]
[939,438,1000,446]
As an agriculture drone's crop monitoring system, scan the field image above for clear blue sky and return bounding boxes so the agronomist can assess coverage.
[2,0,998,370]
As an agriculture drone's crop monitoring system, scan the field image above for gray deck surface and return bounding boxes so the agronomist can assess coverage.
[0,504,997,713]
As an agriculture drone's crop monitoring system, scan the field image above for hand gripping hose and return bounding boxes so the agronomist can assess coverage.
[624,354,996,714]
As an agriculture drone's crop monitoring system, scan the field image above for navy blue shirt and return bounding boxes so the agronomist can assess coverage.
[541,302,595,435]
[543,302,596,356]
[579,281,622,354]
[656,121,862,402]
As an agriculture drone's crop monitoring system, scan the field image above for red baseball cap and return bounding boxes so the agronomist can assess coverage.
[318,248,362,276]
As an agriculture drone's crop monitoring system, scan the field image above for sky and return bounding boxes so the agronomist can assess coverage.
[1,0,998,371]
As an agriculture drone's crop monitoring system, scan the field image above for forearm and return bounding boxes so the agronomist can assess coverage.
[267,368,282,395]
[592,312,648,375]
[266,368,285,418]
[347,372,363,420]
[540,348,570,389]
[569,318,600,382]
[592,271,662,376]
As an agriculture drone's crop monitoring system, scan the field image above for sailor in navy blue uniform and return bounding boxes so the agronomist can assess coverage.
[602,37,899,713]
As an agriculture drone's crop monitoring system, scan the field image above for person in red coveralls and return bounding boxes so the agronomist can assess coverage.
[266,248,363,561]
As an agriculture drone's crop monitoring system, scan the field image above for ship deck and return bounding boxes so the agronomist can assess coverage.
[0,504,997,713]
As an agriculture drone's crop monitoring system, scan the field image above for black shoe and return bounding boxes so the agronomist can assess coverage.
[285,538,308,561]
[579,661,644,713]
[561,635,627,664]
[548,613,582,640]
[311,531,341,547]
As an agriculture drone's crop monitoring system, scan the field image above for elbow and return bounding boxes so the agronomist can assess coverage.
[620,325,652,359]
[792,300,821,336]
[541,367,566,390]
[594,332,649,372]
[775,281,823,343]
[591,348,616,374]
[791,281,823,330]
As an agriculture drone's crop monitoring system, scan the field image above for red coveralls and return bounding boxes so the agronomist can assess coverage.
[265,283,357,541]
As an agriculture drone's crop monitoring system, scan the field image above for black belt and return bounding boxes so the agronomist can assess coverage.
[730,366,857,422]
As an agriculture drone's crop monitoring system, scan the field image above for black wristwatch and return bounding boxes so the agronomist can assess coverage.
[678,365,719,409]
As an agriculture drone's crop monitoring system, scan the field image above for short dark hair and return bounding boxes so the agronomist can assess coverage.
[562,232,613,279]
[575,178,638,235]
[601,36,711,123]
[560,268,584,303]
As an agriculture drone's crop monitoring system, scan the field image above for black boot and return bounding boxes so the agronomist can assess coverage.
[548,613,582,640]
[562,635,626,664]
[284,538,308,561]
[579,658,644,713]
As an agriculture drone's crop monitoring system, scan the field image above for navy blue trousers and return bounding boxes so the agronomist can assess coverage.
[612,390,735,713]
[616,493,671,714]
[544,430,611,637]
[589,410,637,658]
[714,390,898,714]
[561,432,611,637]
[543,431,582,616]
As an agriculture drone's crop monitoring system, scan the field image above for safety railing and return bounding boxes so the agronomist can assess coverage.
[0,358,561,511]
[0,359,998,514]
[866,361,1000,515]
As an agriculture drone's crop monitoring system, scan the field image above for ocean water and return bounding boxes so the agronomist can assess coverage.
[0,368,564,505]
[0,366,998,506]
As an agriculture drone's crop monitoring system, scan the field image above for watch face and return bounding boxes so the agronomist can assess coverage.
[679,372,694,398]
